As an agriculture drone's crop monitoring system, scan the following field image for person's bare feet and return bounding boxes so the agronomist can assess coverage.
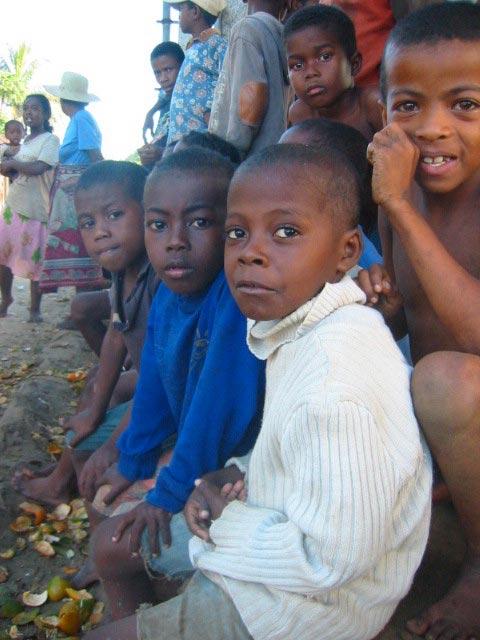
[406,555,480,639]
[12,471,74,508]
[0,295,13,317]
[70,558,99,589]
[28,310,43,323]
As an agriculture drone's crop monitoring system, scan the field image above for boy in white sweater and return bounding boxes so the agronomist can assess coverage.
[85,144,432,640]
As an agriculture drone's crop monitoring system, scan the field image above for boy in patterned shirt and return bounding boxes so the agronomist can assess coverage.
[164,0,227,146]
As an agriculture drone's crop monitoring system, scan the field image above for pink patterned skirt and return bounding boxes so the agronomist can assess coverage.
[0,204,47,281]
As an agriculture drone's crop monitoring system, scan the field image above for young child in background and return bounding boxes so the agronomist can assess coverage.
[163,0,227,146]
[85,148,265,621]
[208,0,291,157]
[359,4,480,638]
[0,120,25,181]
[139,42,185,168]
[279,118,382,257]
[285,5,383,140]
[85,144,431,640]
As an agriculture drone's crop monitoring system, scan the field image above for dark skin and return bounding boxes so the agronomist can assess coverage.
[142,54,182,144]
[0,97,54,321]
[86,170,231,622]
[225,166,361,321]
[13,182,146,564]
[359,41,480,640]
[286,26,383,141]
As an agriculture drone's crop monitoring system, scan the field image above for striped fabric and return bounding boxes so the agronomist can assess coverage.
[191,276,432,640]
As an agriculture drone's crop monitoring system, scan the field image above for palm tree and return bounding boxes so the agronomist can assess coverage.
[0,43,37,121]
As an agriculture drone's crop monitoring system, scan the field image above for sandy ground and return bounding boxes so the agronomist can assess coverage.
[0,278,98,636]
[0,277,467,639]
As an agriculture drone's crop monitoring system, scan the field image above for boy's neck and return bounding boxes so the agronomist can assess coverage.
[123,251,148,293]
[311,86,359,121]
[247,0,282,19]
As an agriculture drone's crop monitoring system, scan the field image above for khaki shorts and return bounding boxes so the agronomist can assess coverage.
[137,571,252,640]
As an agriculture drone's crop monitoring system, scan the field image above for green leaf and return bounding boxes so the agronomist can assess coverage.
[2,207,12,225]
[12,608,40,625]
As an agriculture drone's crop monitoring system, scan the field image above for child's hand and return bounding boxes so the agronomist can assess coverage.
[184,479,232,542]
[220,478,247,502]
[184,482,212,541]
[367,123,419,208]
[357,264,404,320]
[66,408,101,447]
[78,443,118,502]
[112,502,172,556]
[137,143,162,166]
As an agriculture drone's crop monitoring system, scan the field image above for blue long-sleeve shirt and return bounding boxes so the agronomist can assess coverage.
[117,271,265,513]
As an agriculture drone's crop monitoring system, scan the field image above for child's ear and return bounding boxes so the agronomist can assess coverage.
[337,227,362,276]
[351,51,362,78]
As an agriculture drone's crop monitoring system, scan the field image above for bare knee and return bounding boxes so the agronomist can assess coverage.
[412,351,480,447]
[92,517,142,580]
[70,290,110,326]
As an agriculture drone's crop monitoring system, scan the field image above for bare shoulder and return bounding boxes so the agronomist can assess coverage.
[358,87,384,133]
[288,98,314,126]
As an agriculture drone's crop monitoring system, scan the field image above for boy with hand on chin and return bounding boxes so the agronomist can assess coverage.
[85,144,431,640]
[285,5,383,140]
[359,4,480,639]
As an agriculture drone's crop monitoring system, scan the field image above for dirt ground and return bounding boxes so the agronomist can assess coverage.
[0,278,98,637]
[0,277,467,639]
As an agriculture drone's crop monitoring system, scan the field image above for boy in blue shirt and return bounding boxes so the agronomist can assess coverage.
[89,148,265,620]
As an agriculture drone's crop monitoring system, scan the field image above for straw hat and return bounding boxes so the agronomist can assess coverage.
[164,0,226,17]
[44,72,99,103]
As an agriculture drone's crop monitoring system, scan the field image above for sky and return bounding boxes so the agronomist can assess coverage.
[3,0,179,159]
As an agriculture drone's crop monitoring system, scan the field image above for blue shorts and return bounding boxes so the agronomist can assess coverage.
[65,401,130,452]
[140,512,194,580]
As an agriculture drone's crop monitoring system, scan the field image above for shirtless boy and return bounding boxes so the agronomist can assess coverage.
[360,4,480,638]
[284,5,383,140]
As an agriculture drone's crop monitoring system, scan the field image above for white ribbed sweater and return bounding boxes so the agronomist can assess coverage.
[190,277,432,640]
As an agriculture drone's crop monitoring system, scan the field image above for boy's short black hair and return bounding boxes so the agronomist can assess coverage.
[178,131,241,165]
[4,119,24,133]
[380,2,480,97]
[186,0,217,27]
[286,119,374,233]
[76,160,148,204]
[150,41,185,66]
[148,147,235,196]
[283,5,357,59]
[235,143,361,230]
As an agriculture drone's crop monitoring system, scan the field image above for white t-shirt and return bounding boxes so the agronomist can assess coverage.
[5,132,59,222]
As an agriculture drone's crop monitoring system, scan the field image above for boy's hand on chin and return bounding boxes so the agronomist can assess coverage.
[357,264,403,320]
[367,123,419,210]
[112,502,172,556]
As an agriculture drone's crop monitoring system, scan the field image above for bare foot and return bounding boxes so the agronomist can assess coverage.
[406,555,480,639]
[70,558,99,589]
[0,295,14,317]
[12,472,74,508]
[28,311,43,323]
[12,462,57,485]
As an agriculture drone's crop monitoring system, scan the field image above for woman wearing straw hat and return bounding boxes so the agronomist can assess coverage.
[40,72,105,325]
